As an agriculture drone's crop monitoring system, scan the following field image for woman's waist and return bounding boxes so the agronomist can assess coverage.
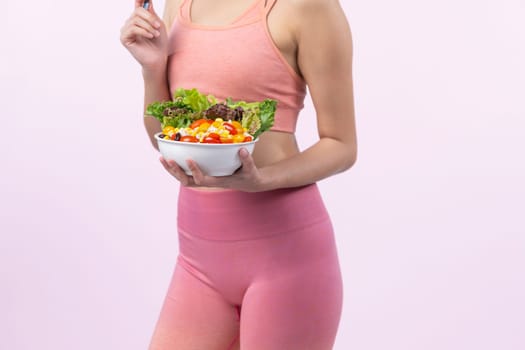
[177,183,331,241]
[252,130,299,167]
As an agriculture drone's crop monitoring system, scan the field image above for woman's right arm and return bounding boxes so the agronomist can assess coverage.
[120,0,175,149]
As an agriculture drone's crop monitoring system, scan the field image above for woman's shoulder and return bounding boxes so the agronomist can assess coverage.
[273,0,346,30]
[281,0,347,30]
[279,0,349,42]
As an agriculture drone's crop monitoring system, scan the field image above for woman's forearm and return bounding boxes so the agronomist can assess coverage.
[259,137,357,191]
[142,65,170,150]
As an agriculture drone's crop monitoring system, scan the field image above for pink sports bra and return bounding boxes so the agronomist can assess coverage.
[166,0,306,133]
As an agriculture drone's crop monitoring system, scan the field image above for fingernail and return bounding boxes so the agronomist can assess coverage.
[154,21,161,28]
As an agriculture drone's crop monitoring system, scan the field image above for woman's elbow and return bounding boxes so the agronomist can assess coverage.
[340,143,358,172]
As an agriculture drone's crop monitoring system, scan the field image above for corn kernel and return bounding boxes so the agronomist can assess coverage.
[233,134,245,143]
[198,123,210,132]
[162,126,176,135]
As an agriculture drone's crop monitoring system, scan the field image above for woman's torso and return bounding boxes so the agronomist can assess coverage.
[164,0,306,169]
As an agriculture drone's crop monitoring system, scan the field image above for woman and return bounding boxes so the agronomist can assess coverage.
[120,0,357,348]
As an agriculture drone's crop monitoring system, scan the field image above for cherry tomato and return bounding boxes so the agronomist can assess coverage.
[243,135,253,142]
[207,133,221,141]
[180,135,199,143]
[202,136,221,143]
[190,119,211,129]
[223,122,237,135]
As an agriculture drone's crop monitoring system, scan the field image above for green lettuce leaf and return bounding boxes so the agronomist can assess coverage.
[174,88,215,112]
[228,98,277,139]
[145,99,188,124]
[252,99,277,139]
[146,88,277,137]
[161,115,193,129]
[241,110,261,135]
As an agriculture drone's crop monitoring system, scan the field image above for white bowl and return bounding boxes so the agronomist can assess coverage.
[155,132,258,176]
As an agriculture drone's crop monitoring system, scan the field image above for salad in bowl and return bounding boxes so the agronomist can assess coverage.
[147,88,277,176]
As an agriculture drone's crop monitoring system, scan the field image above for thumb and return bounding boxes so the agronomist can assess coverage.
[239,148,257,172]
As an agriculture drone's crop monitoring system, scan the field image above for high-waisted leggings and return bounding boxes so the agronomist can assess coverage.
[149,184,343,350]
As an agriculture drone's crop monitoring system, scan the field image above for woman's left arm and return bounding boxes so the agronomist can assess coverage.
[172,0,357,191]
[257,0,357,190]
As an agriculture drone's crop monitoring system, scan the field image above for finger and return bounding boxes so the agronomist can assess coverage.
[134,7,162,29]
[159,156,178,177]
[159,156,172,170]
[186,160,207,185]
[238,148,257,173]
[160,157,195,186]
[168,160,196,187]
[186,160,223,187]
[164,158,188,179]
[121,25,154,42]
[130,16,160,37]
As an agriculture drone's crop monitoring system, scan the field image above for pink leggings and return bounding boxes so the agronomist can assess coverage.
[149,184,343,350]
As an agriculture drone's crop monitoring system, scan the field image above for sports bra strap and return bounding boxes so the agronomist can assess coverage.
[263,0,278,14]
[179,0,191,21]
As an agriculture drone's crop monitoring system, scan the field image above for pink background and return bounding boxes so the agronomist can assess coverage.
[2,0,524,349]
